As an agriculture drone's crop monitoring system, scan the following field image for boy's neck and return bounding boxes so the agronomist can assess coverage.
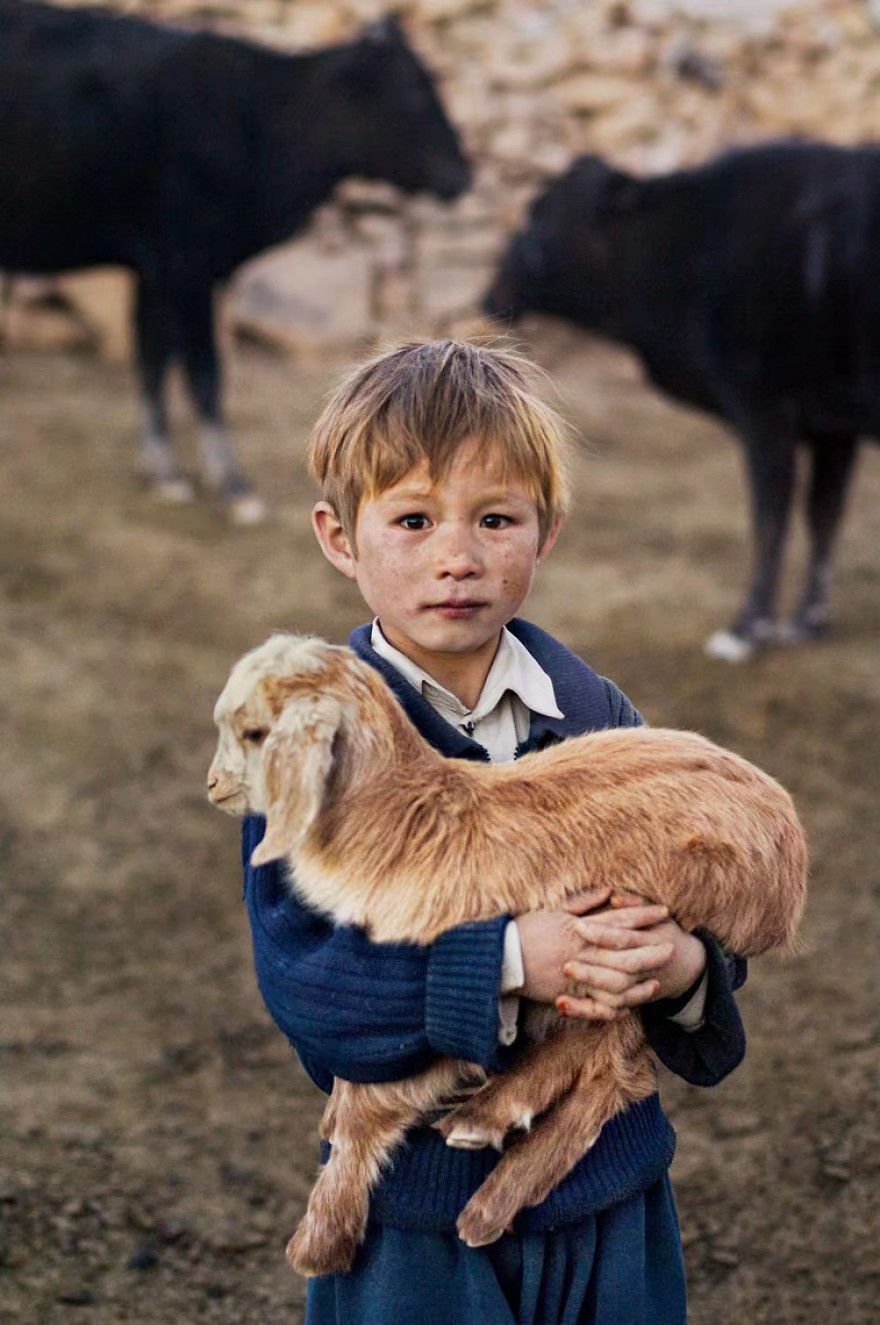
[376,622,501,710]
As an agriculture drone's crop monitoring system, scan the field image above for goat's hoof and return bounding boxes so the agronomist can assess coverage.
[440,1120,505,1151]
[436,1095,533,1151]
[434,1103,507,1151]
[456,1200,510,1249]
[286,1221,357,1278]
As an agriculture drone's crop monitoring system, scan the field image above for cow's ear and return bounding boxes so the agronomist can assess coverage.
[602,172,641,215]
[361,13,404,45]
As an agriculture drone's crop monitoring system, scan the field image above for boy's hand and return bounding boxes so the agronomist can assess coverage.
[558,891,707,1021]
[517,889,668,1008]
[516,889,613,1003]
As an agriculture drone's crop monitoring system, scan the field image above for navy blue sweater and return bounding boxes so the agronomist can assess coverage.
[242,618,746,1232]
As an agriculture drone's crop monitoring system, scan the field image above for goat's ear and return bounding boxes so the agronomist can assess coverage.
[250,696,341,866]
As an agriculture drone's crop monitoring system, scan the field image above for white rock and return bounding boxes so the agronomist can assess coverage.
[230,240,374,351]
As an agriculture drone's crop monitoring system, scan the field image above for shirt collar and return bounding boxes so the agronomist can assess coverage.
[370,620,564,723]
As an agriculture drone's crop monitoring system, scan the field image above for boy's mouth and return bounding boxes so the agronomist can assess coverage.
[428,600,487,618]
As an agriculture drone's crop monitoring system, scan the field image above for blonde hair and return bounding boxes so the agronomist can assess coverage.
[306,339,572,544]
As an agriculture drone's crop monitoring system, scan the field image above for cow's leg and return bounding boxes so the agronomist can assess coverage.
[134,279,193,503]
[175,283,267,525]
[785,434,859,641]
[706,429,797,661]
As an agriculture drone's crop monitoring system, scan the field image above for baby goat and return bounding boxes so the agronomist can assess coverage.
[208,633,807,1276]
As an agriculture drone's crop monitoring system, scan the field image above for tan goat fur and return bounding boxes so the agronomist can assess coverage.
[208,633,807,1276]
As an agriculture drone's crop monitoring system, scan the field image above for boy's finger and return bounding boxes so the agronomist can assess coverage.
[563,888,613,915]
[564,941,674,981]
[574,920,664,950]
[576,906,668,939]
[557,996,623,1022]
[563,958,668,995]
[558,978,660,1019]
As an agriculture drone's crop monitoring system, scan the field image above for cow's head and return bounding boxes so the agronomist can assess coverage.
[484,154,636,329]
[328,16,471,200]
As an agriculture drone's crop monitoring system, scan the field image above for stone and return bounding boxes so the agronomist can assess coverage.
[552,71,635,115]
[581,28,655,76]
[588,94,665,153]
[418,0,475,20]
[418,258,494,321]
[127,1242,160,1272]
[279,4,348,46]
[489,120,537,164]
[56,269,134,363]
[230,240,374,352]
[486,37,580,90]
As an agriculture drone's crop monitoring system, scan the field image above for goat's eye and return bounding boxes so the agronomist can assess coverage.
[243,727,268,745]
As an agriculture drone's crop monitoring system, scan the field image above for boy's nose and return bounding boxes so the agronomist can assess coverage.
[435,529,483,578]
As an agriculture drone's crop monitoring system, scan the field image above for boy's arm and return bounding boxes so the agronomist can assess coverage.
[242,815,508,1093]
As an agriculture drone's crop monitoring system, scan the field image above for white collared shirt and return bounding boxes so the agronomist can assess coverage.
[371,621,562,764]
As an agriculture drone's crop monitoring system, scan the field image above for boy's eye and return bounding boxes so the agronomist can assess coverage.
[398,514,430,530]
[482,513,512,529]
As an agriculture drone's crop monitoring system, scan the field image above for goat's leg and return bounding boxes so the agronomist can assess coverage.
[288,1058,475,1276]
[455,1036,657,1249]
[318,1057,487,1148]
[436,1023,593,1152]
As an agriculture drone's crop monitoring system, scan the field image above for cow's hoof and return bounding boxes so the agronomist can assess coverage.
[153,476,196,505]
[704,629,756,663]
[225,492,269,526]
[778,614,830,645]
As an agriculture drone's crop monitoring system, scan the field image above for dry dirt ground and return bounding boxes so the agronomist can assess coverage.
[1,328,879,1325]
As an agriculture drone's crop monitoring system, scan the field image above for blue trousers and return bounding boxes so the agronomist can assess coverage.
[306,1175,686,1325]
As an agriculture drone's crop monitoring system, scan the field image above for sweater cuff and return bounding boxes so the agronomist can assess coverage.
[425,917,509,1065]
[641,928,746,1086]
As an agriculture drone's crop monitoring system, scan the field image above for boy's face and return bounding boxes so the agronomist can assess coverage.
[313,438,560,700]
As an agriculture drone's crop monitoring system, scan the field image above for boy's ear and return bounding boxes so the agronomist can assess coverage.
[312,502,357,579]
[536,518,563,564]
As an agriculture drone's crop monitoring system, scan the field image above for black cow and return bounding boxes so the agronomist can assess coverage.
[485,141,878,658]
[0,2,470,521]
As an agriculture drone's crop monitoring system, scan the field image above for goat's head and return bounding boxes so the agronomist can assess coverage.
[208,634,366,866]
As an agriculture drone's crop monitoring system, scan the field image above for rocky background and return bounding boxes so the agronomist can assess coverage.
[6,0,880,358]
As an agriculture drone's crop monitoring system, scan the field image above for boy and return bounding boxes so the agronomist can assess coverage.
[242,340,746,1324]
